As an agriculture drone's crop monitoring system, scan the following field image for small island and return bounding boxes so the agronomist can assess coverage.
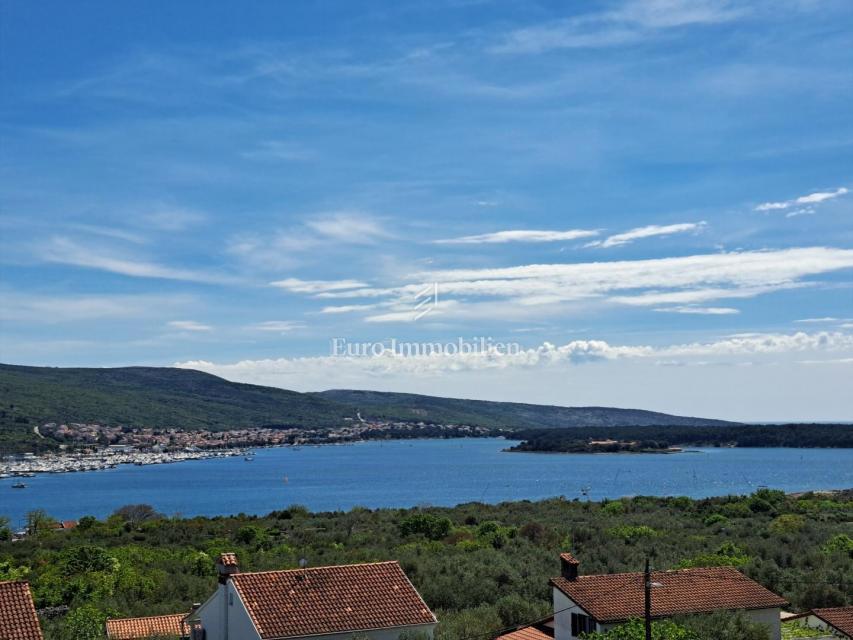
[506,424,853,454]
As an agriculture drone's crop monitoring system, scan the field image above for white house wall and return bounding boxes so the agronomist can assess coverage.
[552,588,600,640]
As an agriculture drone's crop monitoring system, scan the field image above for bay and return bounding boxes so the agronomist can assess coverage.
[1,438,851,527]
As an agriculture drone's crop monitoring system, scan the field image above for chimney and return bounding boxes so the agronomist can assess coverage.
[560,552,579,581]
[217,552,240,584]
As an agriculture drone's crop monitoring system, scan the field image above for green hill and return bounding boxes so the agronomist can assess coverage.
[0,364,354,444]
[315,389,738,428]
[0,364,736,452]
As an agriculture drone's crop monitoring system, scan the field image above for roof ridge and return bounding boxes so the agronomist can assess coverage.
[231,559,400,578]
[108,612,188,621]
[554,565,740,581]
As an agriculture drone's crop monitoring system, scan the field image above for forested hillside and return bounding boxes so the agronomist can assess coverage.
[316,389,737,428]
[509,424,853,452]
[0,364,736,453]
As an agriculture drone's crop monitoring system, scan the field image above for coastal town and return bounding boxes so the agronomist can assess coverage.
[1,420,496,477]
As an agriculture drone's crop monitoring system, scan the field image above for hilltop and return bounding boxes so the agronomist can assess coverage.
[315,389,737,429]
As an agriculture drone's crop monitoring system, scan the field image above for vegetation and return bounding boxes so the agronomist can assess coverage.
[509,424,853,452]
[318,389,737,429]
[2,490,850,639]
[0,364,355,434]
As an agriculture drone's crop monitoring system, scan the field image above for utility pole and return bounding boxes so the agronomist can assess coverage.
[644,557,652,640]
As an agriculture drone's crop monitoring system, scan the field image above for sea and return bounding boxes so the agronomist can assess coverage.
[2,438,851,526]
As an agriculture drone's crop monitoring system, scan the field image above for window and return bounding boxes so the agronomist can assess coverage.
[571,612,596,636]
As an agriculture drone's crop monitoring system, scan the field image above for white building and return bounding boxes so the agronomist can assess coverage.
[188,553,437,640]
[499,553,789,640]
[788,607,853,639]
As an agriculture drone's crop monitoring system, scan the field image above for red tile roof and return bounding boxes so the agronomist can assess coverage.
[495,618,555,640]
[0,581,43,640]
[551,566,788,623]
[105,613,189,639]
[230,561,436,639]
[812,607,853,638]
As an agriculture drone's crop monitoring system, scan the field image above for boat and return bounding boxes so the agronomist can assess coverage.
[12,482,26,489]
[244,456,255,462]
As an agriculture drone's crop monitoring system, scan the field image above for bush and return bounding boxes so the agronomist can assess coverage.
[400,514,452,541]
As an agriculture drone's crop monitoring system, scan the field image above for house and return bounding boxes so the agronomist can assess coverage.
[499,553,788,640]
[189,553,437,640]
[105,612,191,639]
[787,607,853,639]
[0,580,44,640]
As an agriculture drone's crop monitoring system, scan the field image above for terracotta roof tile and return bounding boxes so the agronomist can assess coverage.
[230,561,436,639]
[495,618,555,640]
[812,607,853,638]
[0,581,43,640]
[105,613,189,639]
[551,566,788,623]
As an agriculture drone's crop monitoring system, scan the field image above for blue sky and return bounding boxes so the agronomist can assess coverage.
[1,0,852,420]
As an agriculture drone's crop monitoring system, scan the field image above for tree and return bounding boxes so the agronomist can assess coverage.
[62,604,111,640]
[112,504,163,527]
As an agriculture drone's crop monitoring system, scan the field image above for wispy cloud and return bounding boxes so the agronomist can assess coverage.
[167,320,213,332]
[313,247,853,322]
[0,292,193,323]
[248,320,306,332]
[40,237,234,284]
[756,187,848,212]
[654,305,740,315]
[304,212,392,244]
[587,222,706,248]
[435,229,599,244]
[270,278,368,294]
[492,0,746,54]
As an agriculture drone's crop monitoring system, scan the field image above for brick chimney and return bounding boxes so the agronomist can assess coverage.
[217,552,240,584]
[560,552,579,581]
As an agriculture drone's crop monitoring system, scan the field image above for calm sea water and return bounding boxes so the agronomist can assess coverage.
[1,438,851,526]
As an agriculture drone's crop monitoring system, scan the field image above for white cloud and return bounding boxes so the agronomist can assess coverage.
[795,317,844,323]
[588,222,705,248]
[435,229,599,244]
[40,237,234,284]
[755,187,848,212]
[304,212,392,244]
[492,0,745,54]
[270,278,368,294]
[167,320,213,332]
[654,306,740,315]
[304,247,853,323]
[248,320,306,332]
[176,330,853,381]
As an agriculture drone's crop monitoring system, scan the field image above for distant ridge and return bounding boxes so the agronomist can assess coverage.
[315,389,738,428]
[0,364,737,451]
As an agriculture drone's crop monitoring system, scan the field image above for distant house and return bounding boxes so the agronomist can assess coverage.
[788,607,853,639]
[0,580,44,640]
[498,553,788,640]
[188,553,437,640]
[106,612,190,639]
